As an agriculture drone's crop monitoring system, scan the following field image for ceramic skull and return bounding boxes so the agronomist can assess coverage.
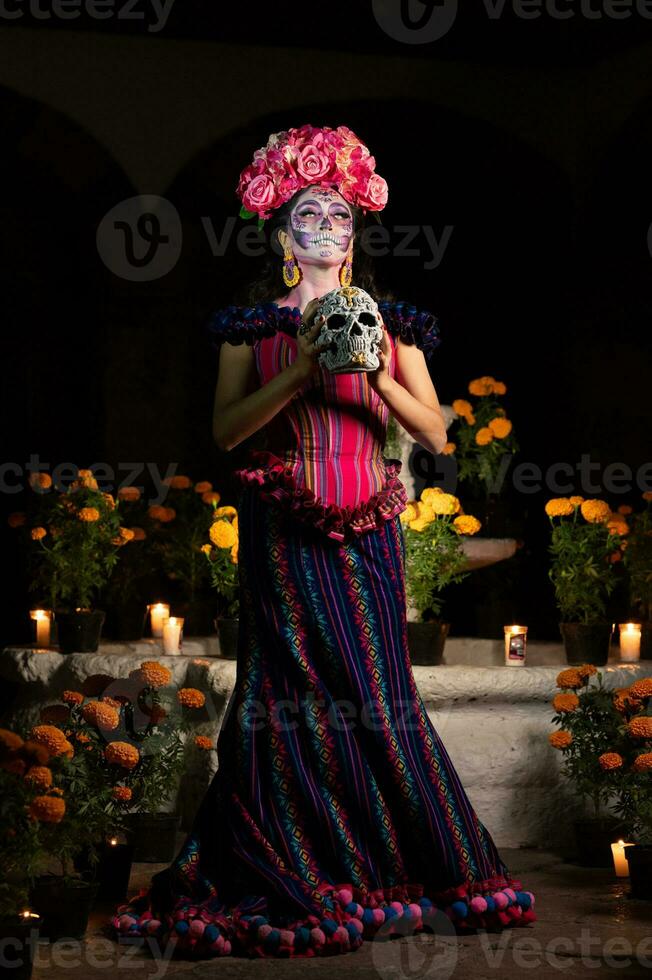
[315,286,384,373]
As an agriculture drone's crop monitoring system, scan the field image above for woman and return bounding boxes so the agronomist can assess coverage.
[111,124,536,958]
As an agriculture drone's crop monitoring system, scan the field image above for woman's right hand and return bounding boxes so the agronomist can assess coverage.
[293,298,328,380]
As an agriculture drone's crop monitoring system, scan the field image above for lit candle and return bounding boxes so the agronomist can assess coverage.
[148,603,170,638]
[29,609,52,649]
[611,839,635,877]
[504,625,527,666]
[162,616,184,655]
[619,623,641,662]
[108,836,119,847]
[21,910,40,919]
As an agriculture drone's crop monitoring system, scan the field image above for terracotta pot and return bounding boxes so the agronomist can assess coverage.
[215,616,239,659]
[29,875,99,941]
[559,622,612,666]
[55,609,105,654]
[0,915,40,979]
[407,620,449,665]
[625,844,652,899]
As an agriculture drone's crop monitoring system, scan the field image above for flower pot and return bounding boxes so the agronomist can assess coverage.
[559,622,612,666]
[625,844,652,899]
[0,915,40,979]
[177,597,216,636]
[640,622,652,660]
[55,609,105,654]
[215,616,239,659]
[407,620,449,665]
[124,812,180,863]
[72,840,135,900]
[29,875,99,941]
[572,816,630,867]
[105,600,147,642]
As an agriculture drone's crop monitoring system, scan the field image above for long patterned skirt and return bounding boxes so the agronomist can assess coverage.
[111,483,536,957]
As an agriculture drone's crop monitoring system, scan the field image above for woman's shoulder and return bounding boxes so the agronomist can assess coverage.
[205,302,302,350]
[377,299,442,360]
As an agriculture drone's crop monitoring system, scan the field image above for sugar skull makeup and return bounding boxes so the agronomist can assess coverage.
[288,187,353,261]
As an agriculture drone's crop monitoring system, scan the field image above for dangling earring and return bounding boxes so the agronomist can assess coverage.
[339,243,353,287]
[282,240,302,288]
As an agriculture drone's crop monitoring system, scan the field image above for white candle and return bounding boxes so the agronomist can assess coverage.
[611,839,635,877]
[29,609,52,649]
[619,623,641,662]
[148,603,170,638]
[162,616,184,655]
[504,625,527,666]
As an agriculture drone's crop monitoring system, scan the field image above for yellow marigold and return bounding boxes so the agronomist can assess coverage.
[628,717,652,739]
[8,512,26,528]
[131,661,172,690]
[452,398,473,418]
[548,730,573,749]
[24,765,53,790]
[468,376,496,396]
[111,785,133,801]
[168,475,192,490]
[556,668,584,690]
[29,472,53,490]
[82,701,120,731]
[194,481,213,493]
[598,752,623,770]
[429,493,459,516]
[210,520,238,549]
[177,688,206,709]
[441,442,456,455]
[408,518,431,532]
[552,693,580,713]
[62,691,84,706]
[39,705,69,725]
[475,427,494,447]
[230,544,238,564]
[492,381,507,395]
[30,526,47,541]
[201,543,212,555]
[453,514,481,535]
[131,526,146,541]
[195,735,213,750]
[576,664,598,680]
[545,498,575,518]
[629,679,652,701]
[632,753,652,772]
[102,492,116,510]
[78,507,100,523]
[213,505,238,519]
[0,729,24,751]
[105,741,140,770]
[569,496,584,507]
[117,485,141,501]
[580,499,611,523]
[401,503,419,524]
[618,505,633,515]
[202,491,221,504]
[29,795,65,823]
[488,417,512,439]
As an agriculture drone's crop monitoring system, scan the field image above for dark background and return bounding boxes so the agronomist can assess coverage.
[1,5,650,644]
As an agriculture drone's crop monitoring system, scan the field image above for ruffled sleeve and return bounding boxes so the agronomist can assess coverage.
[377,300,442,359]
[205,303,302,352]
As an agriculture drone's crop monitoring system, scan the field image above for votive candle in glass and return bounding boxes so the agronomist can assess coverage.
[148,603,170,638]
[162,616,184,655]
[619,623,641,662]
[611,839,635,877]
[504,625,527,666]
[29,609,52,649]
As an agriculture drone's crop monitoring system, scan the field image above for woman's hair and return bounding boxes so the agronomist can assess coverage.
[234,188,396,306]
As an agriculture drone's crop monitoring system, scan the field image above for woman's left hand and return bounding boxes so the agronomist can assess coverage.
[366,326,392,394]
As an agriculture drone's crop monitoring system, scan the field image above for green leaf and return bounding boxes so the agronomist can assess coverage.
[239,205,256,219]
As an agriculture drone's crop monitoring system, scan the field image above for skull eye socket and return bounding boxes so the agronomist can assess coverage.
[326,314,346,329]
[358,313,377,327]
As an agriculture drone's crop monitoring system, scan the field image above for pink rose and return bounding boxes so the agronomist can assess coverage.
[242,173,277,214]
[356,173,388,210]
[296,143,332,182]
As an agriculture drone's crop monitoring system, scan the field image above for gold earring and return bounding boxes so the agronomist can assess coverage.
[282,240,302,288]
[339,244,353,287]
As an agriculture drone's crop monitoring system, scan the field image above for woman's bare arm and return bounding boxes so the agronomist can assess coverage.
[375,336,448,456]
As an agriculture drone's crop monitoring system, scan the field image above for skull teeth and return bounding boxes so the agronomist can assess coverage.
[311,236,341,246]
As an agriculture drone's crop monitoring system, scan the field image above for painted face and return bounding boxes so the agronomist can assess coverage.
[287,186,353,262]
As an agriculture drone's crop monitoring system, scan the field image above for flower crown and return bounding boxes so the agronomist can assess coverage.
[236,124,388,228]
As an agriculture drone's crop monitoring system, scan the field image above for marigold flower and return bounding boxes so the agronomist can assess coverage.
[21,739,50,764]
[468,377,495,396]
[0,729,24,752]
[492,381,507,395]
[452,398,473,418]
[401,503,418,524]
[213,505,237,519]
[29,795,65,823]
[130,526,146,541]
[194,481,213,494]
[24,765,53,790]
[30,725,71,756]
[598,752,623,770]
[629,679,652,701]
[580,499,611,523]
[453,514,481,535]
[30,526,47,541]
[1,757,26,776]
[617,504,633,515]
[117,485,141,501]
[62,691,84,706]
[475,427,494,447]
[202,491,221,504]
[148,504,166,520]
[78,507,100,523]
[576,664,597,680]
[73,471,98,490]
[111,785,133,801]
[545,498,575,518]
[201,543,212,555]
[167,475,192,489]
[195,735,213,750]
[488,417,512,439]
[408,517,430,532]
[100,696,122,710]
[552,693,580,713]
[465,413,476,425]
[102,492,116,510]
[210,520,238,549]
[105,741,140,769]
[82,701,120,731]
[177,688,205,709]
[29,472,53,490]
[75,732,91,744]
[569,496,584,506]
[556,668,584,689]
[632,753,652,772]
[230,544,238,564]
[429,494,459,516]
[8,512,26,527]
[441,442,456,455]
[627,717,652,739]
[609,551,622,563]
[130,661,172,690]
[111,526,135,547]
[548,730,573,749]
[39,705,70,725]
[159,507,176,522]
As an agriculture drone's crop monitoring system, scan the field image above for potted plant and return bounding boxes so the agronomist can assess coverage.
[26,468,130,653]
[148,476,217,635]
[202,504,239,658]
[401,488,482,664]
[621,492,652,659]
[545,496,628,665]
[447,375,518,535]
[548,664,631,866]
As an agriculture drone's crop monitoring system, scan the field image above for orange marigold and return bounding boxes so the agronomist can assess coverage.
[628,717,652,738]
[29,472,53,490]
[194,735,213,750]
[580,499,611,523]
[101,696,123,710]
[30,526,47,541]
[545,498,575,518]
[452,398,473,418]
[78,507,100,523]
[29,795,65,823]
[488,417,512,439]
[492,381,507,395]
[111,786,133,801]
[569,496,584,507]
[475,427,494,447]
[82,701,120,731]
[548,730,573,749]
[131,526,146,541]
[441,442,456,455]
[453,514,481,535]
[552,693,580,713]
[177,688,205,709]
[75,732,91,744]
[117,485,141,501]
[30,724,71,756]
[468,376,496,396]
[598,752,623,770]
[102,492,116,510]
[130,661,172,690]
[62,691,84,706]
[632,753,652,772]
[21,739,50,764]
[556,668,584,690]
[105,741,140,770]
[194,481,213,493]
[24,765,53,790]
[202,491,221,505]
[7,512,26,527]
[0,729,24,752]
[164,475,192,489]
[158,507,176,523]
[629,679,652,701]
[576,664,598,680]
